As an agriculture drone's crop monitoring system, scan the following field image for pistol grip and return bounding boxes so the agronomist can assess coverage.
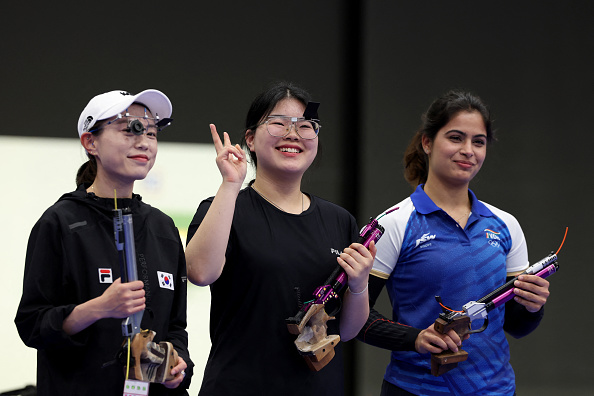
[431,315,471,376]
[287,304,325,335]
[431,349,469,376]
[126,329,180,383]
[298,335,340,371]
[155,341,179,382]
[293,304,340,371]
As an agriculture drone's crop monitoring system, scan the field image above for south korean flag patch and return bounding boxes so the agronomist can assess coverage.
[157,271,174,290]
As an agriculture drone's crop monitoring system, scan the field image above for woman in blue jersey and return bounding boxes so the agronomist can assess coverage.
[358,90,551,396]
[185,81,376,395]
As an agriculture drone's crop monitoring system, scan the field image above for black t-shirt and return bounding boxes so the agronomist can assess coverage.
[187,187,358,396]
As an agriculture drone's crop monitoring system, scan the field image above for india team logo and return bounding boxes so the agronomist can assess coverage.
[157,271,174,290]
[98,268,113,284]
[484,228,501,240]
[484,228,501,247]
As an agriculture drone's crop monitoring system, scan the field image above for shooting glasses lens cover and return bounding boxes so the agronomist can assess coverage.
[89,109,173,136]
[128,119,146,135]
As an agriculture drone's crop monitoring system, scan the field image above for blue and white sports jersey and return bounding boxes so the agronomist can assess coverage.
[372,185,529,396]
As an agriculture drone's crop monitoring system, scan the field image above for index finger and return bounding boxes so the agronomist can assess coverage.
[445,329,463,345]
[210,124,223,152]
[368,240,377,258]
[348,242,373,258]
[125,280,145,290]
[518,274,550,287]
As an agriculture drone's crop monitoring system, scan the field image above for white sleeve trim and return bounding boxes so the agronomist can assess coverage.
[372,197,415,277]
[482,201,529,274]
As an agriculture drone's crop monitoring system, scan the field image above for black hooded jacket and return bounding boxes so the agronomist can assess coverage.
[15,184,193,395]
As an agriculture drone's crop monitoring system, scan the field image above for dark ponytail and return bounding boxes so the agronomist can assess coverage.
[76,122,104,187]
[76,156,97,186]
[403,132,428,187]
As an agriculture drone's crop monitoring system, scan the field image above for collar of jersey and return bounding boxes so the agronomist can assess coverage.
[411,184,494,217]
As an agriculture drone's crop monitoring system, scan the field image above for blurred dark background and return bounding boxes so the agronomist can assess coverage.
[2,1,592,394]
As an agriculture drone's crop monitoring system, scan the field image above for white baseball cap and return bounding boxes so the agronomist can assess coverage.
[77,89,172,137]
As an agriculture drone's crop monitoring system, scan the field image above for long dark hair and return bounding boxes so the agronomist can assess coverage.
[240,81,313,168]
[403,90,493,187]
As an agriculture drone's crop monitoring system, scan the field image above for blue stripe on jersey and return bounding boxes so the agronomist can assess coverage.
[384,186,516,395]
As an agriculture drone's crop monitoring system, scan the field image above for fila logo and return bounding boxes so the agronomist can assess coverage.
[158,271,174,290]
[99,268,113,284]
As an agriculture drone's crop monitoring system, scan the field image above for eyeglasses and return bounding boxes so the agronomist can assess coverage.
[89,109,173,136]
[258,116,321,140]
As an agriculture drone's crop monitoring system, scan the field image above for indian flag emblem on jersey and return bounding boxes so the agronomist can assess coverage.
[484,228,501,240]
[157,271,174,290]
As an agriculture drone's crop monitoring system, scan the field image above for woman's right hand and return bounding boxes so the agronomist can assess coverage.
[211,124,246,185]
[99,278,145,319]
[185,125,246,287]
[62,278,145,335]
[415,323,466,354]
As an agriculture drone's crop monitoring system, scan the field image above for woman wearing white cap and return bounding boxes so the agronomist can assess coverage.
[15,90,192,395]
